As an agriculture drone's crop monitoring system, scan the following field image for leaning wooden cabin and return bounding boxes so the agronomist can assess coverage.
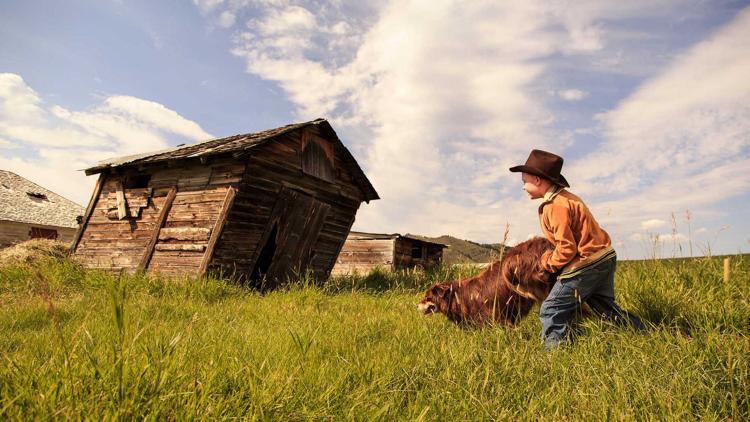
[331,232,447,275]
[72,119,379,287]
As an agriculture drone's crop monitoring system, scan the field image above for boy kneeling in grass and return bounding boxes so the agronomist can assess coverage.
[510,149,645,350]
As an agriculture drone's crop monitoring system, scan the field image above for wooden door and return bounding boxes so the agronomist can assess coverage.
[29,227,58,240]
[248,188,330,288]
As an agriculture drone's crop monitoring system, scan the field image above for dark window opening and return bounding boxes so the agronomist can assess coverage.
[302,139,335,182]
[26,191,48,200]
[249,224,278,288]
[411,244,423,259]
[124,174,151,189]
[30,227,58,240]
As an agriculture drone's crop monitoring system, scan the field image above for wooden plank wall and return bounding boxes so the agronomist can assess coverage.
[330,238,394,275]
[308,200,358,279]
[393,238,415,269]
[75,159,244,275]
[423,244,444,268]
[148,161,243,276]
[210,127,364,281]
[394,239,444,270]
[0,221,77,249]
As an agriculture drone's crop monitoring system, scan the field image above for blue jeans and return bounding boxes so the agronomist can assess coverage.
[539,257,645,349]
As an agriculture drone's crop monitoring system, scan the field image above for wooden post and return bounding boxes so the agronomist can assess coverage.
[723,257,730,283]
[199,186,237,277]
[115,180,128,220]
[70,173,105,254]
[139,186,177,270]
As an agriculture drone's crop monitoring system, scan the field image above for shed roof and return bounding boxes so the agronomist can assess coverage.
[85,118,379,202]
[348,231,448,248]
[0,170,85,228]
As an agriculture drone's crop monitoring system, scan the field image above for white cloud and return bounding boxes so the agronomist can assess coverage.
[218,10,236,28]
[193,0,225,13]
[252,5,317,36]
[669,233,689,242]
[595,158,750,225]
[561,6,750,257]
[0,138,19,149]
[558,89,588,101]
[630,232,687,241]
[572,7,750,196]
[196,1,750,256]
[641,219,666,230]
[0,73,213,204]
[99,96,211,141]
[225,1,590,241]
[0,73,46,123]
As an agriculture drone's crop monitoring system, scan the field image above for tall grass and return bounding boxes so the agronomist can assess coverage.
[0,255,748,419]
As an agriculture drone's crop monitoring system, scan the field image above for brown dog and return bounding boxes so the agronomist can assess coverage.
[417,237,555,326]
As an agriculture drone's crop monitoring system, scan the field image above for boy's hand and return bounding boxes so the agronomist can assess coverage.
[535,266,558,284]
[536,268,555,283]
[540,250,552,272]
[539,250,557,279]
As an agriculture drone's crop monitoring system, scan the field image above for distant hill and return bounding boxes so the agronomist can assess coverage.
[406,234,506,265]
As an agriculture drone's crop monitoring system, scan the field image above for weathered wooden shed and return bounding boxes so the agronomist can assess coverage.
[331,231,447,275]
[0,170,84,248]
[72,119,379,287]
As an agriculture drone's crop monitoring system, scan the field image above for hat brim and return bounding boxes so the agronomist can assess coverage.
[509,165,570,188]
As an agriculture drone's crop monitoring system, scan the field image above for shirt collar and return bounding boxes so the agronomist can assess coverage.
[542,184,563,203]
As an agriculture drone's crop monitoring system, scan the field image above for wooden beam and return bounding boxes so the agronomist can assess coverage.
[115,180,127,219]
[158,227,212,241]
[199,186,237,276]
[139,186,177,270]
[155,244,206,252]
[70,173,105,254]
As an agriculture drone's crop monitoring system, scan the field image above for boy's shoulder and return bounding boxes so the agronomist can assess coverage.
[538,188,586,214]
[558,188,584,204]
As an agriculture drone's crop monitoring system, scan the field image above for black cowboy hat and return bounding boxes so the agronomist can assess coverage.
[509,149,570,188]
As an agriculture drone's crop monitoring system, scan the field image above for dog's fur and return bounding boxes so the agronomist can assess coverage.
[417,237,555,326]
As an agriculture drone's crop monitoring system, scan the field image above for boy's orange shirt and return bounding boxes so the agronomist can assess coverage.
[538,185,614,277]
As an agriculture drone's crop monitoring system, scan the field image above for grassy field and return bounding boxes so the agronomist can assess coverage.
[0,253,748,419]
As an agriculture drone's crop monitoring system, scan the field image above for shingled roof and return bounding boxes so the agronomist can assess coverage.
[85,118,379,202]
[0,170,84,228]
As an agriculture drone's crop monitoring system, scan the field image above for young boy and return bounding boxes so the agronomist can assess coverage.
[509,149,645,350]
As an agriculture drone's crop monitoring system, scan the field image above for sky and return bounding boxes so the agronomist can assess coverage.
[1,0,749,259]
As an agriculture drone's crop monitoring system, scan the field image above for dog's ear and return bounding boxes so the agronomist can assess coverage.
[502,255,543,302]
[433,284,452,299]
[501,256,518,286]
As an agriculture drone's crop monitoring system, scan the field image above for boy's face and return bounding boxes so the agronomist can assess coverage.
[521,173,548,200]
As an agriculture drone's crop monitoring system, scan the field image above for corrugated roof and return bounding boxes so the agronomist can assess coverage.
[84,118,379,202]
[348,231,448,247]
[0,170,85,228]
[347,231,401,240]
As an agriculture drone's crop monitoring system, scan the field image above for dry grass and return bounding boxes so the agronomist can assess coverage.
[0,240,70,268]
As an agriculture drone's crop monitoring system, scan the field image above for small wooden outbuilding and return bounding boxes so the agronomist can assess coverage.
[331,231,447,275]
[0,170,84,248]
[72,119,378,287]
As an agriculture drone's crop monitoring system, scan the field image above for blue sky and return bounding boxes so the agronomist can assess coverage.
[1,0,749,258]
